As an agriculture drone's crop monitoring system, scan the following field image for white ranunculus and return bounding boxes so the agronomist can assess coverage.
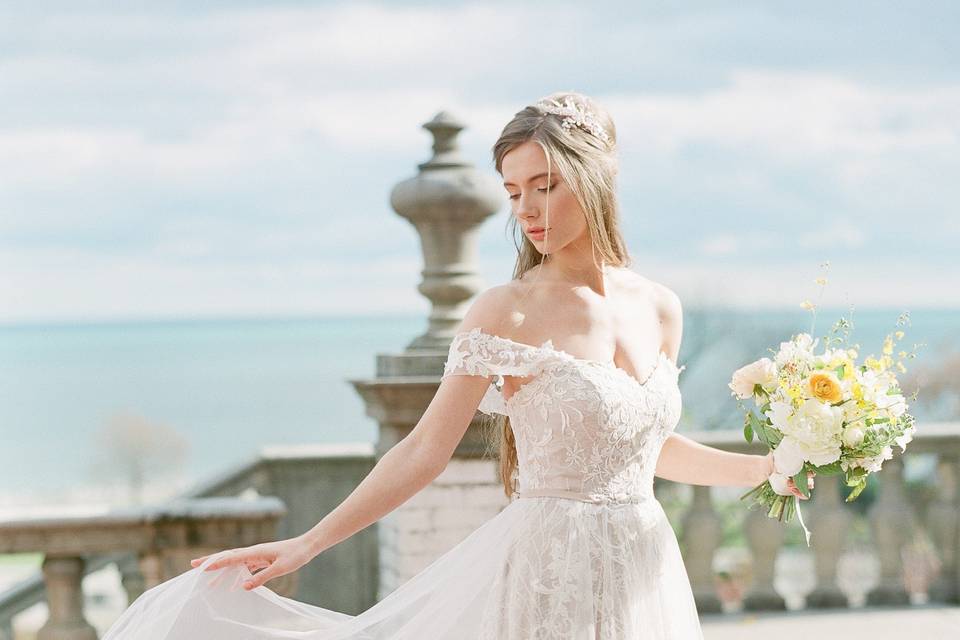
[876,392,907,418]
[858,370,905,418]
[767,471,795,496]
[775,333,818,368]
[894,425,916,452]
[729,357,778,399]
[814,347,846,367]
[842,425,865,448]
[773,436,805,476]
[858,445,895,473]
[765,400,793,432]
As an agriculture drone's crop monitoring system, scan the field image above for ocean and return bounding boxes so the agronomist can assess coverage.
[1,308,955,511]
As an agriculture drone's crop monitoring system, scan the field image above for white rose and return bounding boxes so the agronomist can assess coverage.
[794,399,844,463]
[773,436,805,476]
[768,471,795,496]
[729,357,777,399]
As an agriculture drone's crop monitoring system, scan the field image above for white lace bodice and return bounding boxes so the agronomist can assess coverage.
[442,327,686,505]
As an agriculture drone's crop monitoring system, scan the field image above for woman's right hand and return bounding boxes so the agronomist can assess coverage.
[189,535,315,591]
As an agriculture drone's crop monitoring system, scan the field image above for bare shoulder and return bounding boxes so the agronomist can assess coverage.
[454,283,524,338]
[651,280,682,326]
[651,281,683,359]
[621,270,683,358]
[619,269,681,321]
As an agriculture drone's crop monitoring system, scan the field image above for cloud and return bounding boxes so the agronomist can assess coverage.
[1,2,957,320]
[699,230,788,257]
[609,69,960,157]
[798,217,866,250]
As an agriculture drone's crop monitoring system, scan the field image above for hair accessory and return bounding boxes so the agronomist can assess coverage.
[536,96,611,145]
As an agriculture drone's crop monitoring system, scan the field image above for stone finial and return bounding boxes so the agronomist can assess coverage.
[389,111,503,350]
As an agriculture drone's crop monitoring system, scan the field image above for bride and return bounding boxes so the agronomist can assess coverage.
[104,91,813,639]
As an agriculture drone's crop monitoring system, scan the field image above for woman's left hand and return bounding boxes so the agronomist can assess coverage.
[190,535,314,591]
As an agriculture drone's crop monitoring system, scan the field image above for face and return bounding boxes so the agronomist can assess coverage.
[501,140,587,255]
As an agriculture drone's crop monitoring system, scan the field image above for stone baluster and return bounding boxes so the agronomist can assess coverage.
[742,504,786,610]
[116,553,145,605]
[138,551,164,592]
[806,473,851,607]
[866,455,914,605]
[36,555,97,640]
[927,453,959,603]
[679,485,722,613]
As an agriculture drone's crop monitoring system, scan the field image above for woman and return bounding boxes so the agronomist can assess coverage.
[104,91,813,639]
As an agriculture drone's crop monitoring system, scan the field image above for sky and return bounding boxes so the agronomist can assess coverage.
[2,1,958,324]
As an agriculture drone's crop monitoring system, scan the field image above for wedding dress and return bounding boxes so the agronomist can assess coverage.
[103,327,705,639]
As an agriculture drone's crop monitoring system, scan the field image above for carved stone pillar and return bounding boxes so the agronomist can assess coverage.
[679,485,722,613]
[866,456,914,605]
[37,555,97,640]
[742,505,786,610]
[927,454,959,603]
[806,473,851,608]
[352,110,505,596]
[389,110,504,350]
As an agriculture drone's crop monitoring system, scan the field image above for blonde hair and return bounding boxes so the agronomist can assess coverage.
[487,91,632,497]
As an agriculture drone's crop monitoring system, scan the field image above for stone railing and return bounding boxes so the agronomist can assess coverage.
[0,496,286,640]
[663,421,959,613]
[0,443,378,639]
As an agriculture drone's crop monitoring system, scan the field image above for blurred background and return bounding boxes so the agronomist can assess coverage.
[1,1,959,636]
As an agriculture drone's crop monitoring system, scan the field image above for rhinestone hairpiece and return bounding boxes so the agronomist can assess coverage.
[536,96,611,145]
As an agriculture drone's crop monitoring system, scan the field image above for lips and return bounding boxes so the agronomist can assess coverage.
[527,227,547,234]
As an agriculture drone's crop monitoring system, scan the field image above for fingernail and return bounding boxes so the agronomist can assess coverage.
[243,582,252,589]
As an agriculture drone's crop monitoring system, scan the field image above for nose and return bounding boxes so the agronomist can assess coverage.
[514,193,539,222]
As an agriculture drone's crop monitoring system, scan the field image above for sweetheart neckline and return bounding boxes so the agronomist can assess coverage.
[458,327,684,399]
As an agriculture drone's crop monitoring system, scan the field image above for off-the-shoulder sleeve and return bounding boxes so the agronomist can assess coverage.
[441,327,546,417]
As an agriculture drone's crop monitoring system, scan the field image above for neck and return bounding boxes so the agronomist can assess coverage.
[537,232,615,296]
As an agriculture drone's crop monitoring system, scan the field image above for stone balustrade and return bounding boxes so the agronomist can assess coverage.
[666,421,960,613]
[0,496,287,640]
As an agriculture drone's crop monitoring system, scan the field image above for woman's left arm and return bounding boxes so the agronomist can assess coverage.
[651,285,768,487]
[653,284,810,494]
[654,433,771,487]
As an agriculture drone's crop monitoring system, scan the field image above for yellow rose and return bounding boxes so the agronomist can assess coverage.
[809,371,843,403]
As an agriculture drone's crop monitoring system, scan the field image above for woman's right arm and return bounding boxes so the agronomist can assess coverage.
[190,290,514,582]
[299,287,511,558]
[299,372,491,557]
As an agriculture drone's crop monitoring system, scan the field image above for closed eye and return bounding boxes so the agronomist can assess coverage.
[508,185,554,200]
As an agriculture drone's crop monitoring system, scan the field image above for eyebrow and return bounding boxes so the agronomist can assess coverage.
[503,172,554,187]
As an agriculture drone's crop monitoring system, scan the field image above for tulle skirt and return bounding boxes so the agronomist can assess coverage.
[103,495,704,639]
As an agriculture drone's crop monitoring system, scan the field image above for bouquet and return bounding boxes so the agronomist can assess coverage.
[732,270,920,547]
